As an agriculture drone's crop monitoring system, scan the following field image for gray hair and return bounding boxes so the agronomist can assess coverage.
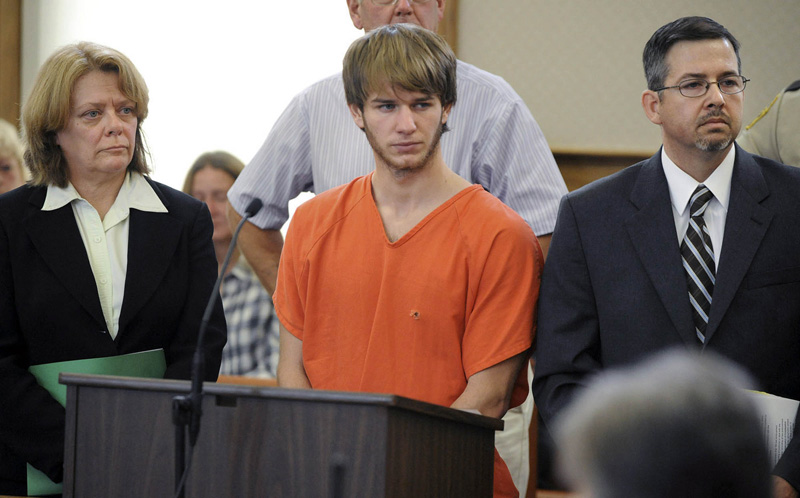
[555,350,771,498]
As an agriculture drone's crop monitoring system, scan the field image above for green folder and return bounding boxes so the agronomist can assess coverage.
[25,348,167,496]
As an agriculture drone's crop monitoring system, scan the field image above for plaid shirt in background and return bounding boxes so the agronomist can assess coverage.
[219,261,279,377]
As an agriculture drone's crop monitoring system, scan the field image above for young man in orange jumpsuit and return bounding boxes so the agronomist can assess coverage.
[274,23,541,498]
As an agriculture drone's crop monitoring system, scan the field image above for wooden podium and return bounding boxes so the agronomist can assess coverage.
[60,373,502,497]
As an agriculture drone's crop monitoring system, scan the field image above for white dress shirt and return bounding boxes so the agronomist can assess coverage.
[662,147,735,270]
[42,172,167,338]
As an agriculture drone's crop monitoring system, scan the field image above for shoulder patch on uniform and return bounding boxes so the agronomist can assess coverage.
[746,80,800,129]
[745,92,781,130]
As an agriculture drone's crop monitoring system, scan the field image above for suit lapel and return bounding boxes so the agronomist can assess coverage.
[705,147,771,342]
[624,153,697,345]
[23,188,106,327]
[118,182,182,332]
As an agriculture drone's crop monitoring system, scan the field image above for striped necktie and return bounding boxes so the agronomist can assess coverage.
[681,185,715,344]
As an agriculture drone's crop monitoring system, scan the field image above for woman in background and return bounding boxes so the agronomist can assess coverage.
[0,42,226,494]
[183,151,278,378]
[0,118,26,194]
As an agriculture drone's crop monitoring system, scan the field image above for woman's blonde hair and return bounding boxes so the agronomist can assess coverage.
[22,41,150,187]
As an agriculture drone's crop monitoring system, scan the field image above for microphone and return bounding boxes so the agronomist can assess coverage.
[188,196,263,444]
[173,197,263,497]
[244,198,263,218]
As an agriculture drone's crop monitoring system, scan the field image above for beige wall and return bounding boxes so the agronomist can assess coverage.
[458,0,800,155]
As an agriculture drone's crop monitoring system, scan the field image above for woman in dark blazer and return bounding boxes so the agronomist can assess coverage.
[0,42,227,494]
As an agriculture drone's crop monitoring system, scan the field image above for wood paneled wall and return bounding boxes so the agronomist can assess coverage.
[0,0,21,126]
[438,0,459,55]
[554,150,651,192]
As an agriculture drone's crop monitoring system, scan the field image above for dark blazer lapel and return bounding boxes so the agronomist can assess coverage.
[705,147,771,342]
[624,153,697,345]
[22,188,106,327]
[118,182,182,332]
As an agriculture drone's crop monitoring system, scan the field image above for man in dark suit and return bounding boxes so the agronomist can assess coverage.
[533,16,800,498]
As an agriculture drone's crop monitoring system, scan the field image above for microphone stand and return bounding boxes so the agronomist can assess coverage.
[172,199,263,498]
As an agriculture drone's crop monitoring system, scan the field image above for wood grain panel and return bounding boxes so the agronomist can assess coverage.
[0,0,21,124]
[554,150,651,192]
[61,374,499,497]
[438,0,459,55]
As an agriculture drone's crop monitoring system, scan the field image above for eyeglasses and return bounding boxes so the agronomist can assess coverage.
[369,0,431,5]
[655,75,750,98]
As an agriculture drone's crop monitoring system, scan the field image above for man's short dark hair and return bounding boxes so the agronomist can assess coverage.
[643,16,741,91]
